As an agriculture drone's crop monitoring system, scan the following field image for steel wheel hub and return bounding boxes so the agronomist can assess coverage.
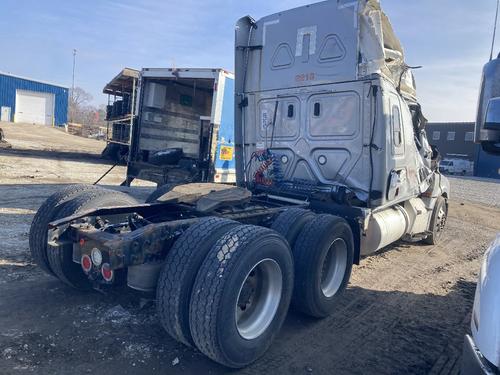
[235,259,282,340]
[320,238,348,298]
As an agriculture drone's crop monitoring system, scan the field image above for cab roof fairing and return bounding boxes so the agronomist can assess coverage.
[358,0,417,101]
[235,0,418,100]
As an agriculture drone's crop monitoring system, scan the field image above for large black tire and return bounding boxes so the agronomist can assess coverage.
[292,214,354,318]
[271,208,315,246]
[189,225,294,368]
[145,183,178,203]
[423,196,448,245]
[47,189,138,290]
[29,184,101,276]
[149,148,183,166]
[156,217,239,347]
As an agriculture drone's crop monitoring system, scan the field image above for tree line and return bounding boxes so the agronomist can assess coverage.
[68,87,106,135]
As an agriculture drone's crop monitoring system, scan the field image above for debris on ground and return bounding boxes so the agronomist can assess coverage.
[101,305,132,324]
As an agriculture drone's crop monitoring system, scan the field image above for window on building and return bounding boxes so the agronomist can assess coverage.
[465,132,474,142]
[432,131,440,141]
[447,131,456,141]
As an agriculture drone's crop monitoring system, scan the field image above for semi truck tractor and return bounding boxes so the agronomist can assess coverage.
[29,0,449,368]
[461,53,500,375]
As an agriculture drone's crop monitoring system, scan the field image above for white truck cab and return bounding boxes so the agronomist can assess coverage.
[234,0,450,252]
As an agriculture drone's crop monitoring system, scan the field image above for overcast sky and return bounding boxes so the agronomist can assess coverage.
[0,0,496,122]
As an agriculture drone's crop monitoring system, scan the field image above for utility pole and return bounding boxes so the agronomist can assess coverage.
[72,49,77,94]
[71,49,77,122]
[490,0,500,61]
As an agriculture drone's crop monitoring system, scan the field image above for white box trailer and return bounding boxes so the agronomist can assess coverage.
[125,68,236,187]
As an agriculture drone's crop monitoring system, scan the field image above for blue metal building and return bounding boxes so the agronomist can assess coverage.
[427,122,500,179]
[0,71,68,126]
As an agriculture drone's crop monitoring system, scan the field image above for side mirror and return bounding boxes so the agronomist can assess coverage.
[479,98,500,154]
[485,98,500,130]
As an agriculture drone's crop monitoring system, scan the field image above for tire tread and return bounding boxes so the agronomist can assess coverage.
[292,214,353,317]
[189,225,284,367]
[29,184,99,275]
[156,217,238,346]
[271,208,315,246]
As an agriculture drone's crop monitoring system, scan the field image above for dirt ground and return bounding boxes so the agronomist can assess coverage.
[1,122,500,374]
[0,121,155,186]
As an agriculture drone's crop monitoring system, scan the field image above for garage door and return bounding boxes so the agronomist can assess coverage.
[15,90,55,125]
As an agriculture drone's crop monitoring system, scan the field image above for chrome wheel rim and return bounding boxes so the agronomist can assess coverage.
[321,238,348,298]
[235,259,283,340]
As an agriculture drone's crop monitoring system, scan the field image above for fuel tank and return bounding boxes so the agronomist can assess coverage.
[361,206,408,255]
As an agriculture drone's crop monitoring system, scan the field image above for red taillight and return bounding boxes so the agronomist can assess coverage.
[101,263,114,282]
[79,238,85,246]
[81,255,92,273]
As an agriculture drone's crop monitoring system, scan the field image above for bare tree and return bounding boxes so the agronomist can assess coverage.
[68,87,93,123]
[67,87,106,137]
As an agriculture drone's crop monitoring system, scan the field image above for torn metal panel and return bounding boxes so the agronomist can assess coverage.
[359,0,417,100]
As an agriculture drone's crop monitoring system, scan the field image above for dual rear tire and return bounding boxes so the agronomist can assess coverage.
[29,186,138,289]
[157,209,354,368]
[29,184,100,276]
[157,221,294,368]
[291,214,354,318]
[156,217,240,347]
[189,225,294,368]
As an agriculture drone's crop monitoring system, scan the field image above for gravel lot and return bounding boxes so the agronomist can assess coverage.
[448,176,500,208]
[0,123,499,374]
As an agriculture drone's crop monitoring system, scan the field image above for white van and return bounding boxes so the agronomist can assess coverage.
[440,159,473,175]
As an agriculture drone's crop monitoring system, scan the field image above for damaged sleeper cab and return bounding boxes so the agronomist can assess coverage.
[30,0,449,369]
